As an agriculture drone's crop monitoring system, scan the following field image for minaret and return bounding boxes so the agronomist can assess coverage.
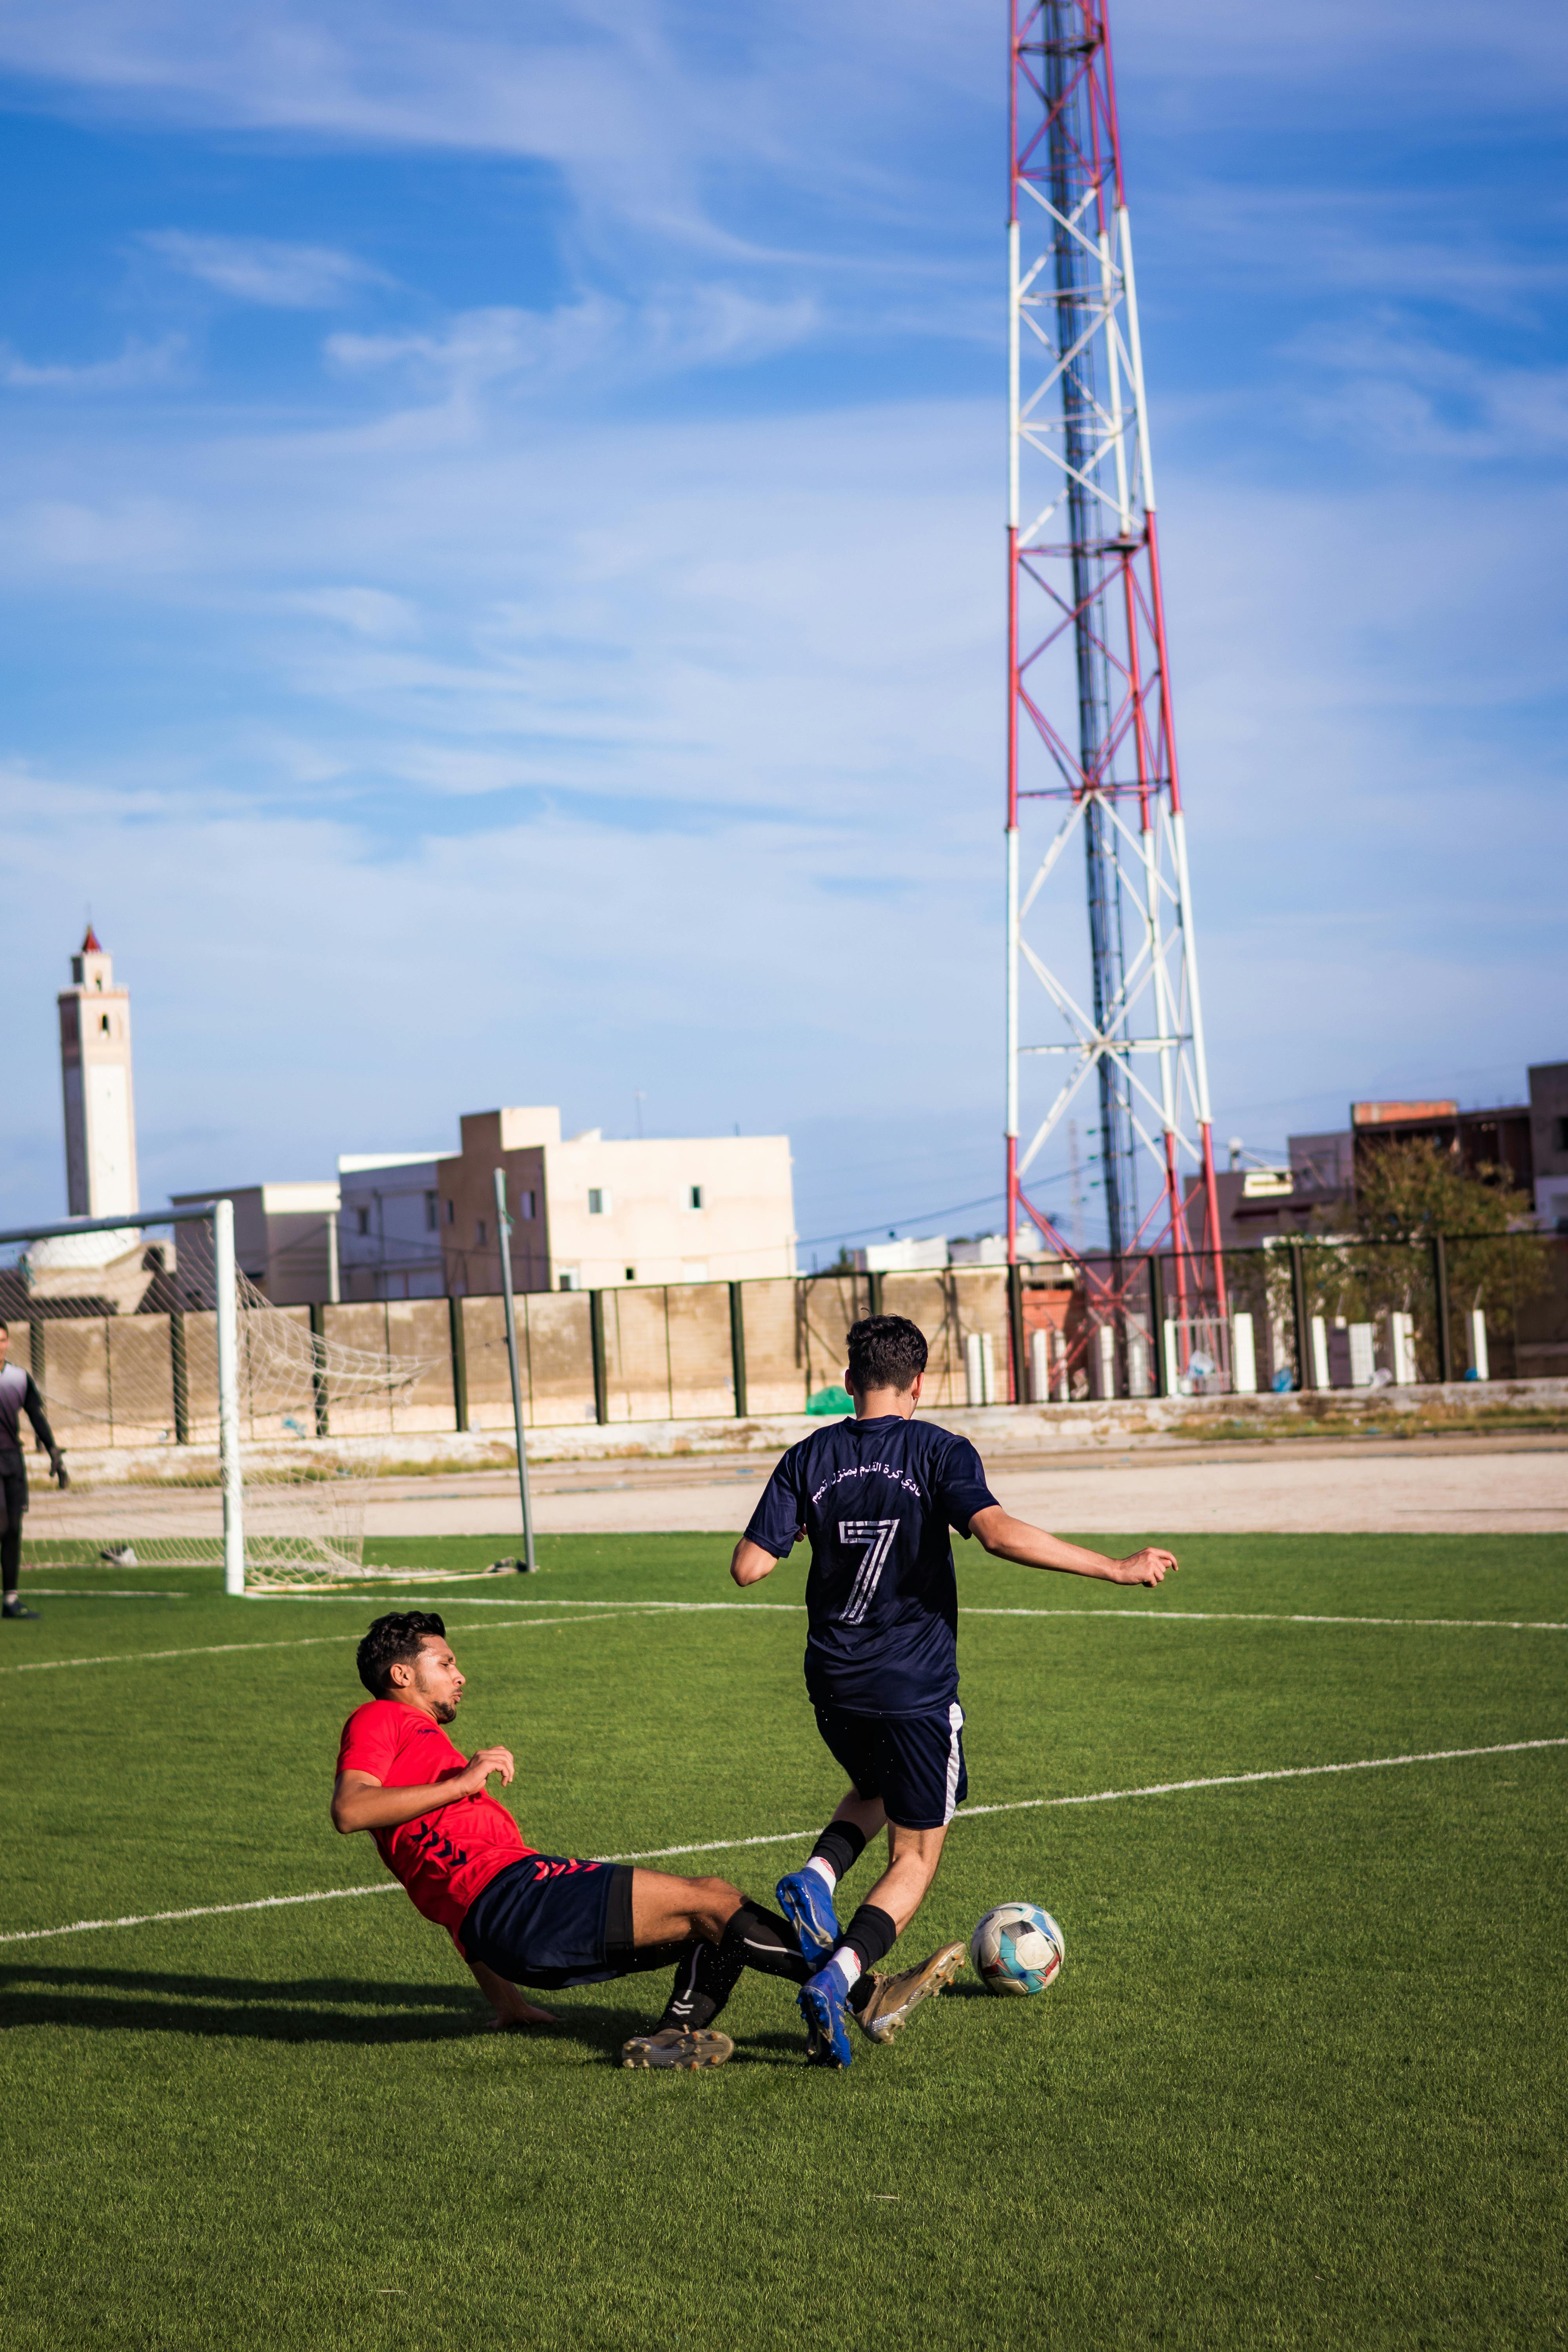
[58,926,140,1218]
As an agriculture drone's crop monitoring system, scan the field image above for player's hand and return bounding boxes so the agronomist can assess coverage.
[1114,1546,1177,1586]
[49,1452,69,1490]
[463,1745,515,1793]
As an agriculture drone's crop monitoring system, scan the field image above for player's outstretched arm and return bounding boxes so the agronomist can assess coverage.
[330,1746,515,1834]
[967,1505,1176,1588]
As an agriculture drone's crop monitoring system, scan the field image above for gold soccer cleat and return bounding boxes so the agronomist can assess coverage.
[621,2027,735,2070]
[855,1943,967,2044]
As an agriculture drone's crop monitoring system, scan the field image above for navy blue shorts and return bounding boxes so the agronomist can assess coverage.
[815,1701,968,1831]
[460,1855,639,1989]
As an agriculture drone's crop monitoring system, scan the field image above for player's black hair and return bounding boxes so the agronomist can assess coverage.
[0,1320,8,1334]
[846,1315,928,1397]
[356,1610,448,1697]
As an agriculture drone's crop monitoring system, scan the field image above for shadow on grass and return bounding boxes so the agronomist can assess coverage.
[0,1962,811,2062]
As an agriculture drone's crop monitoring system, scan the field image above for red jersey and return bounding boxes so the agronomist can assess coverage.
[336,1698,535,1946]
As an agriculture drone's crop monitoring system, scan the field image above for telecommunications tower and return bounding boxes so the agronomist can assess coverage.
[1004,0,1226,1375]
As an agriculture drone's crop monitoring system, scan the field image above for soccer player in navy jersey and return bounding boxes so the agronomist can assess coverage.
[731,1314,1177,2068]
[334,1611,813,2069]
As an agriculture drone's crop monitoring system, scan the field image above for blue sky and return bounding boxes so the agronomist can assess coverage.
[6,0,1565,1256]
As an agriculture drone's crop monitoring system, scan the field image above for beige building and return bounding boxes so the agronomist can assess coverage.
[168,1181,340,1305]
[58,926,139,1220]
[436,1108,796,1294]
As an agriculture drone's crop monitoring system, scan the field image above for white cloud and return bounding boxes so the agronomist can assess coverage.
[288,586,420,639]
[0,334,185,392]
[1112,0,1568,114]
[5,496,191,567]
[0,0,1561,1230]
[142,230,389,307]
[326,287,820,397]
[1288,319,1568,462]
[1152,187,1568,329]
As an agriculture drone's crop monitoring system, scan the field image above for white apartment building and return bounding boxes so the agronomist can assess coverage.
[436,1108,796,1294]
[338,1152,447,1300]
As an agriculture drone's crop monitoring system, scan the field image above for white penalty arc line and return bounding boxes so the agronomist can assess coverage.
[5,1601,1568,1677]
[3,1736,1561,1947]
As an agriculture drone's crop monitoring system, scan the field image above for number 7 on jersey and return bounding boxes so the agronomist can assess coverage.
[838,1520,900,1624]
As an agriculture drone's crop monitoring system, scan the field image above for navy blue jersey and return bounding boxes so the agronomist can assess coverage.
[743,1415,999,1717]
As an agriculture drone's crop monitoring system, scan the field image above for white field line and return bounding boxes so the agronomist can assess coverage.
[0,1883,402,1944]
[3,1736,1561,1947]
[25,1590,187,1600]
[599,1737,1568,1858]
[242,1594,800,1609]
[7,1597,1568,1676]
[0,1612,644,1675]
[252,1593,1568,1633]
[960,1607,1568,1632]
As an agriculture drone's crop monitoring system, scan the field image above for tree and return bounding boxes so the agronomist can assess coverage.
[1352,1137,1535,1249]
[1308,1140,1548,1379]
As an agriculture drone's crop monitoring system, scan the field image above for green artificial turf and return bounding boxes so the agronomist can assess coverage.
[1,1533,1564,2350]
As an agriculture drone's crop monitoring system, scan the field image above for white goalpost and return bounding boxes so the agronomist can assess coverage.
[214,1194,244,1596]
[0,1201,459,1594]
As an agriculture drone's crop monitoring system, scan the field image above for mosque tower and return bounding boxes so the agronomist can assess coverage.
[58,926,140,1218]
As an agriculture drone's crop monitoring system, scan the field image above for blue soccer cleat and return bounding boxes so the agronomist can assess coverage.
[775,1867,840,1964]
[798,1965,855,2070]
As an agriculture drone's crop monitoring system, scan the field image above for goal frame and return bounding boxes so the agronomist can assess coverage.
[0,1198,245,1591]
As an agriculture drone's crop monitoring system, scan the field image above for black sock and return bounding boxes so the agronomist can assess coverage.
[653,1897,811,2034]
[655,1935,742,2034]
[721,1898,812,1985]
[658,1900,813,2026]
[837,1902,897,1982]
[809,1820,867,1883]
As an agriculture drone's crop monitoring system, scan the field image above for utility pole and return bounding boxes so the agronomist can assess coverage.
[494,1167,537,1572]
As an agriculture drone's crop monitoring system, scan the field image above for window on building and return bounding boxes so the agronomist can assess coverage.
[475,1218,487,1247]
[558,1269,579,1291]
[356,1207,370,1237]
[624,1266,636,1283]
[688,1184,703,1210]
[1558,1116,1568,1152]
[425,1192,438,1231]
[588,1188,611,1216]
[445,1199,455,1225]
[519,1189,536,1219]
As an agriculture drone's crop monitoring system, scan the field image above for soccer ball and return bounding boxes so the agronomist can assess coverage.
[971,1902,1065,1996]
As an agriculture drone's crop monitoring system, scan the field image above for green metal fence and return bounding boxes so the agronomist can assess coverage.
[11,1234,1565,1452]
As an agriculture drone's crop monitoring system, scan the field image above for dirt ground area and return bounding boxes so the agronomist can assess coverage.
[355,1433,1567,1540]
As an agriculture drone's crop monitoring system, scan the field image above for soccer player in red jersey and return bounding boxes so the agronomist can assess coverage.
[334,1610,810,2068]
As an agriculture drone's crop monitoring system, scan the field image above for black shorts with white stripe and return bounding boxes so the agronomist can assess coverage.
[813,1700,967,1831]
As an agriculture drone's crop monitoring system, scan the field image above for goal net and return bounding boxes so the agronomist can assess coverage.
[2,1201,453,1592]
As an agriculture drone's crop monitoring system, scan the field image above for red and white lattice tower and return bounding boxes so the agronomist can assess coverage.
[1005,0,1226,1374]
